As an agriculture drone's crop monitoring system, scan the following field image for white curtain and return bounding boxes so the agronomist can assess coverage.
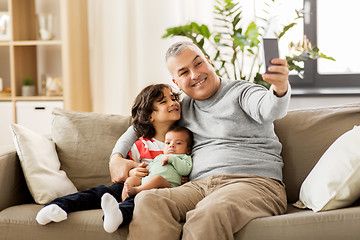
[87,0,214,115]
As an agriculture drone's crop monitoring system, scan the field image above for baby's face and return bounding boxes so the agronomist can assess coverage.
[163,131,190,155]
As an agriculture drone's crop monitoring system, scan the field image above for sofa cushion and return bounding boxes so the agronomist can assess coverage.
[0,204,129,240]
[52,108,131,191]
[274,102,360,203]
[10,124,77,204]
[235,205,360,240]
[294,126,360,212]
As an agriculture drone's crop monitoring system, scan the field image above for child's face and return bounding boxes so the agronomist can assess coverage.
[150,88,181,125]
[163,131,190,155]
[167,45,220,101]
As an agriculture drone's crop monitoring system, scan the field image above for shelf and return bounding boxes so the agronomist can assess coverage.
[12,40,62,46]
[14,96,64,101]
[0,97,12,101]
[0,42,10,46]
[1,41,62,46]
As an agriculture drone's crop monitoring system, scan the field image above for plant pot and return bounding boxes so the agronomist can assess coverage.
[22,85,36,96]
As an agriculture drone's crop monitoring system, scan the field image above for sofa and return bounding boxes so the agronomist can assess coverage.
[1,103,360,240]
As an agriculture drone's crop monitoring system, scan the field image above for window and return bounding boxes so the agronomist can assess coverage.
[290,0,360,93]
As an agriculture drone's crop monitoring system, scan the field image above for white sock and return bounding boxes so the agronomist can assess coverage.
[36,204,67,225]
[101,193,123,233]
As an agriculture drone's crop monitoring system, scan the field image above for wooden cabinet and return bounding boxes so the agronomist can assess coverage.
[0,0,91,143]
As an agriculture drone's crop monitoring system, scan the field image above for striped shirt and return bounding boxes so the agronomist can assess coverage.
[128,137,164,165]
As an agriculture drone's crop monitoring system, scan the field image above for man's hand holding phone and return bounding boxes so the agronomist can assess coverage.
[262,38,289,97]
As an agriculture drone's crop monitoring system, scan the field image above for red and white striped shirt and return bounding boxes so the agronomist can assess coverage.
[128,137,164,165]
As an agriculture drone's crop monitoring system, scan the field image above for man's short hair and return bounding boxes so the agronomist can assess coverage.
[165,41,197,62]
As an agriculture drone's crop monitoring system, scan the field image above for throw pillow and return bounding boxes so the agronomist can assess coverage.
[10,123,77,204]
[294,125,360,212]
[52,108,132,191]
[274,102,360,203]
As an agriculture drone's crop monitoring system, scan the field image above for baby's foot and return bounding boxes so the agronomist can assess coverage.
[36,204,67,225]
[101,193,123,233]
[125,182,138,197]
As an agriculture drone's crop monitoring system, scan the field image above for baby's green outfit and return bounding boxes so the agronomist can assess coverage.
[142,154,192,187]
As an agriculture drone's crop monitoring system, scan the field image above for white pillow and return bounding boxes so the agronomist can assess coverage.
[10,123,77,204]
[294,125,360,212]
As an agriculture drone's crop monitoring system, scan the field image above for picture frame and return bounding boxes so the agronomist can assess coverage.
[0,12,11,41]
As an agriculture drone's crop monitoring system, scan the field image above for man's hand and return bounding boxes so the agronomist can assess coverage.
[129,162,149,178]
[262,58,289,97]
[109,153,137,183]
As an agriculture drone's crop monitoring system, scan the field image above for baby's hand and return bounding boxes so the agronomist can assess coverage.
[129,162,148,178]
[161,156,169,166]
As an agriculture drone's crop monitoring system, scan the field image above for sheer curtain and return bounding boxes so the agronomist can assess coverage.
[87,0,213,115]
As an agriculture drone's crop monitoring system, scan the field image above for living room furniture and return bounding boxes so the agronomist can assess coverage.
[0,0,90,146]
[1,103,360,240]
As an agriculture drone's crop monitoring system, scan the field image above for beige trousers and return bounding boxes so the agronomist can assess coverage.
[127,174,287,240]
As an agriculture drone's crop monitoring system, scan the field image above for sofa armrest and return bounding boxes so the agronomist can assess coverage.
[0,145,32,211]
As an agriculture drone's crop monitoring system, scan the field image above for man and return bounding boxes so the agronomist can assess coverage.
[110,41,291,240]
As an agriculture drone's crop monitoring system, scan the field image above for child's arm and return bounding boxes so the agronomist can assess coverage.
[163,155,192,176]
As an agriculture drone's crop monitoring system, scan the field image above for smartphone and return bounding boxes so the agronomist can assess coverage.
[263,38,280,73]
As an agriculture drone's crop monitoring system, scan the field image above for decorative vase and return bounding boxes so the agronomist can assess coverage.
[22,85,36,96]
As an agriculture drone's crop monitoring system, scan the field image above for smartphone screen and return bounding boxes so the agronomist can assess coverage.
[263,38,280,73]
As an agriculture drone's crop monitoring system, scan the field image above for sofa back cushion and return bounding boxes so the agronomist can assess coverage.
[274,102,360,203]
[52,108,131,191]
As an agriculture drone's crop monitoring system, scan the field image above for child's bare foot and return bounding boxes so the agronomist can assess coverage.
[125,182,139,197]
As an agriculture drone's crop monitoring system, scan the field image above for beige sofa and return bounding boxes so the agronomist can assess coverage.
[1,103,360,240]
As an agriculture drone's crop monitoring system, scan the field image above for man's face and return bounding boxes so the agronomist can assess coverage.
[167,46,220,101]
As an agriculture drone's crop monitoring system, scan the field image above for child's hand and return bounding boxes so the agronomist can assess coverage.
[161,156,169,166]
[129,162,149,178]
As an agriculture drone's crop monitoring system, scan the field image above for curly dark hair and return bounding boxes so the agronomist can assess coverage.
[131,84,180,139]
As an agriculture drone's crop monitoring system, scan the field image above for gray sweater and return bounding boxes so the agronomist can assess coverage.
[112,79,291,182]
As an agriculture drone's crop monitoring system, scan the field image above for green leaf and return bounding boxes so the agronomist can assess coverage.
[247,48,255,55]
[244,22,260,46]
[233,32,249,48]
[278,22,297,39]
[320,53,336,61]
[214,34,221,43]
[233,12,241,27]
[200,24,211,38]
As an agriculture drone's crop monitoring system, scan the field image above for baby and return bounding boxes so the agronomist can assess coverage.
[122,125,193,199]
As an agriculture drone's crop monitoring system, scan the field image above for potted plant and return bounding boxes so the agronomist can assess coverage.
[162,0,334,88]
[22,76,36,96]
